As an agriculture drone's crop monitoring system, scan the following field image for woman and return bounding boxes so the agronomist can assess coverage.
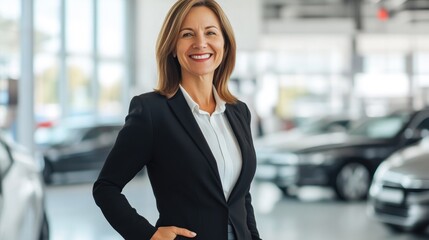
[93,0,262,239]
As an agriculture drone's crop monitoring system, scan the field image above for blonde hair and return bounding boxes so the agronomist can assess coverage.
[155,0,237,103]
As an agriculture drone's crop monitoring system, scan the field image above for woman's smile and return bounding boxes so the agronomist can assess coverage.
[189,53,212,61]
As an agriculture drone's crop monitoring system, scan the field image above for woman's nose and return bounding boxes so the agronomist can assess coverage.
[193,34,207,49]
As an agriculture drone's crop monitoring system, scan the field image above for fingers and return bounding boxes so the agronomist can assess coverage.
[150,226,197,240]
[172,226,197,238]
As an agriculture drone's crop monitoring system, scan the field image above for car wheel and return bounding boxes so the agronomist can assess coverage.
[384,223,405,232]
[411,223,428,235]
[39,212,49,240]
[334,162,370,201]
[277,186,296,198]
[385,223,428,234]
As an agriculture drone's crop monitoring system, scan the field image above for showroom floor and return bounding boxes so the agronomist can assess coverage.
[45,174,429,240]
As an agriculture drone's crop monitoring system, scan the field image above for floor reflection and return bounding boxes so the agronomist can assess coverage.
[45,175,429,240]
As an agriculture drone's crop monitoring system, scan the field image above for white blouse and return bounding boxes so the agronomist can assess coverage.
[180,85,242,200]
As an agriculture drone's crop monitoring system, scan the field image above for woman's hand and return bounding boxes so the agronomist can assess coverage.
[150,226,197,240]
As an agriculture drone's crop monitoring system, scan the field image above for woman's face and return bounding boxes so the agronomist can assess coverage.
[175,6,225,81]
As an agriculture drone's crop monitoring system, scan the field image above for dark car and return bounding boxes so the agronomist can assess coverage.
[256,116,351,148]
[256,109,429,201]
[368,136,429,233]
[35,123,122,183]
[0,134,49,239]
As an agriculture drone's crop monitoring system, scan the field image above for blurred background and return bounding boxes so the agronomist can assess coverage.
[1,0,429,239]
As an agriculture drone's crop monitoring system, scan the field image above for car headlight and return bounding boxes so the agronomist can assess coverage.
[299,152,335,165]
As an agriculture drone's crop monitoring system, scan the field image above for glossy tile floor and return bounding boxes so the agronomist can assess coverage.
[45,174,429,240]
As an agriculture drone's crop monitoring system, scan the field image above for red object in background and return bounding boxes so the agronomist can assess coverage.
[37,121,55,128]
[377,7,389,21]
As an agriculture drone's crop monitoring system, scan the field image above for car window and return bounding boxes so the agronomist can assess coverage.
[0,142,12,178]
[299,119,349,134]
[348,114,409,139]
[82,128,102,141]
[82,126,121,141]
[35,126,80,145]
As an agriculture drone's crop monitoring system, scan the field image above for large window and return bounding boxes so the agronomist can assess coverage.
[0,0,20,129]
[0,0,20,80]
[237,36,350,122]
[34,0,129,123]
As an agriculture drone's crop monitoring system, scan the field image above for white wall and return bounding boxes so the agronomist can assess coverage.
[134,0,261,93]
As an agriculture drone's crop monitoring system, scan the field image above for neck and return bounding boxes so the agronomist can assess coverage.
[181,75,216,113]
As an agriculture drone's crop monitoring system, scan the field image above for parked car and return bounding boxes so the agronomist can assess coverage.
[368,136,429,233]
[0,133,49,240]
[35,122,122,183]
[256,116,351,147]
[255,109,429,201]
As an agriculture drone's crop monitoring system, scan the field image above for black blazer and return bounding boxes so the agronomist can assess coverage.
[93,90,262,240]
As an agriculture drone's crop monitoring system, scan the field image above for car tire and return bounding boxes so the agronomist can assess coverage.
[384,223,405,232]
[411,223,428,235]
[385,223,428,234]
[334,161,370,201]
[278,186,295,198]
[39,212,49,240]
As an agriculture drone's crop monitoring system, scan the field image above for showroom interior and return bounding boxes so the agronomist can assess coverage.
[1,0,429,239]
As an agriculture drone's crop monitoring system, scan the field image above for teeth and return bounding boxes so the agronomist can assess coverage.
[190,54,210,59]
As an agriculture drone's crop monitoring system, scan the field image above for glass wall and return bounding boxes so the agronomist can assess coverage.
[0,0,20,129]
[233,36,350,133]
[34,0,129,124]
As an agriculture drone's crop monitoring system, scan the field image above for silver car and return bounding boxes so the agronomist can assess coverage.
[0,135,49,240]
[369,136,429,233]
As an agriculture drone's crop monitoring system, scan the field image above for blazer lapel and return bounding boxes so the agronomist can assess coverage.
[167,90,223,191]
[225,104,249,202]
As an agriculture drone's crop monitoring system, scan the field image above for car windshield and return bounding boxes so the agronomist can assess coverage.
[35,126,82,145]
[348,113,410,139]
[299,118,348,134]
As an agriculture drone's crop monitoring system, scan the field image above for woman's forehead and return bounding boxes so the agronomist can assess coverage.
[180,6,221,29]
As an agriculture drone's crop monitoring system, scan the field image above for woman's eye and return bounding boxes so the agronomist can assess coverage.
[182,32,193,37]
[207,31,216,36]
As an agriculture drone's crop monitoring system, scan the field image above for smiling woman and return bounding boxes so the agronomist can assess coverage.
[93,0,262,240]
[175,6,225,82]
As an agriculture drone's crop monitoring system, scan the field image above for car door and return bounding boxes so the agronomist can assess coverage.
[0,141,13,238]
[0,164,3,225]
[0,141,12,215]
[84,126,121,167]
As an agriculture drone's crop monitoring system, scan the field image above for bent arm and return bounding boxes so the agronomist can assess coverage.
[93,96,156,240]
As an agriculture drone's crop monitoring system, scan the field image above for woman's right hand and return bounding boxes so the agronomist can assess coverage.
[150,226,197,240]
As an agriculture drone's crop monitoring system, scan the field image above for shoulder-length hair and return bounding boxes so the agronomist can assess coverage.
[155,0,237,103]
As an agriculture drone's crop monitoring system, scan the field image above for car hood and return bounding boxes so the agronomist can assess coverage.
[388,143,429,180]
[255,132,391,153]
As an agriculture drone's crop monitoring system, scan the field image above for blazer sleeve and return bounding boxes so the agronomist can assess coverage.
[93,96,157,240]
[242,103,263,240]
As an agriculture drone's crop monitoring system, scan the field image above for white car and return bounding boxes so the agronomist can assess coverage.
[0,135,49,240]
[369,136,429,233]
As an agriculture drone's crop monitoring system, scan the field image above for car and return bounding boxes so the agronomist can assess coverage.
[256,116,351,147]
[35,122,122,183]
[0,133,49,240]
[368,136,429,233]
[255,109,429,201]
